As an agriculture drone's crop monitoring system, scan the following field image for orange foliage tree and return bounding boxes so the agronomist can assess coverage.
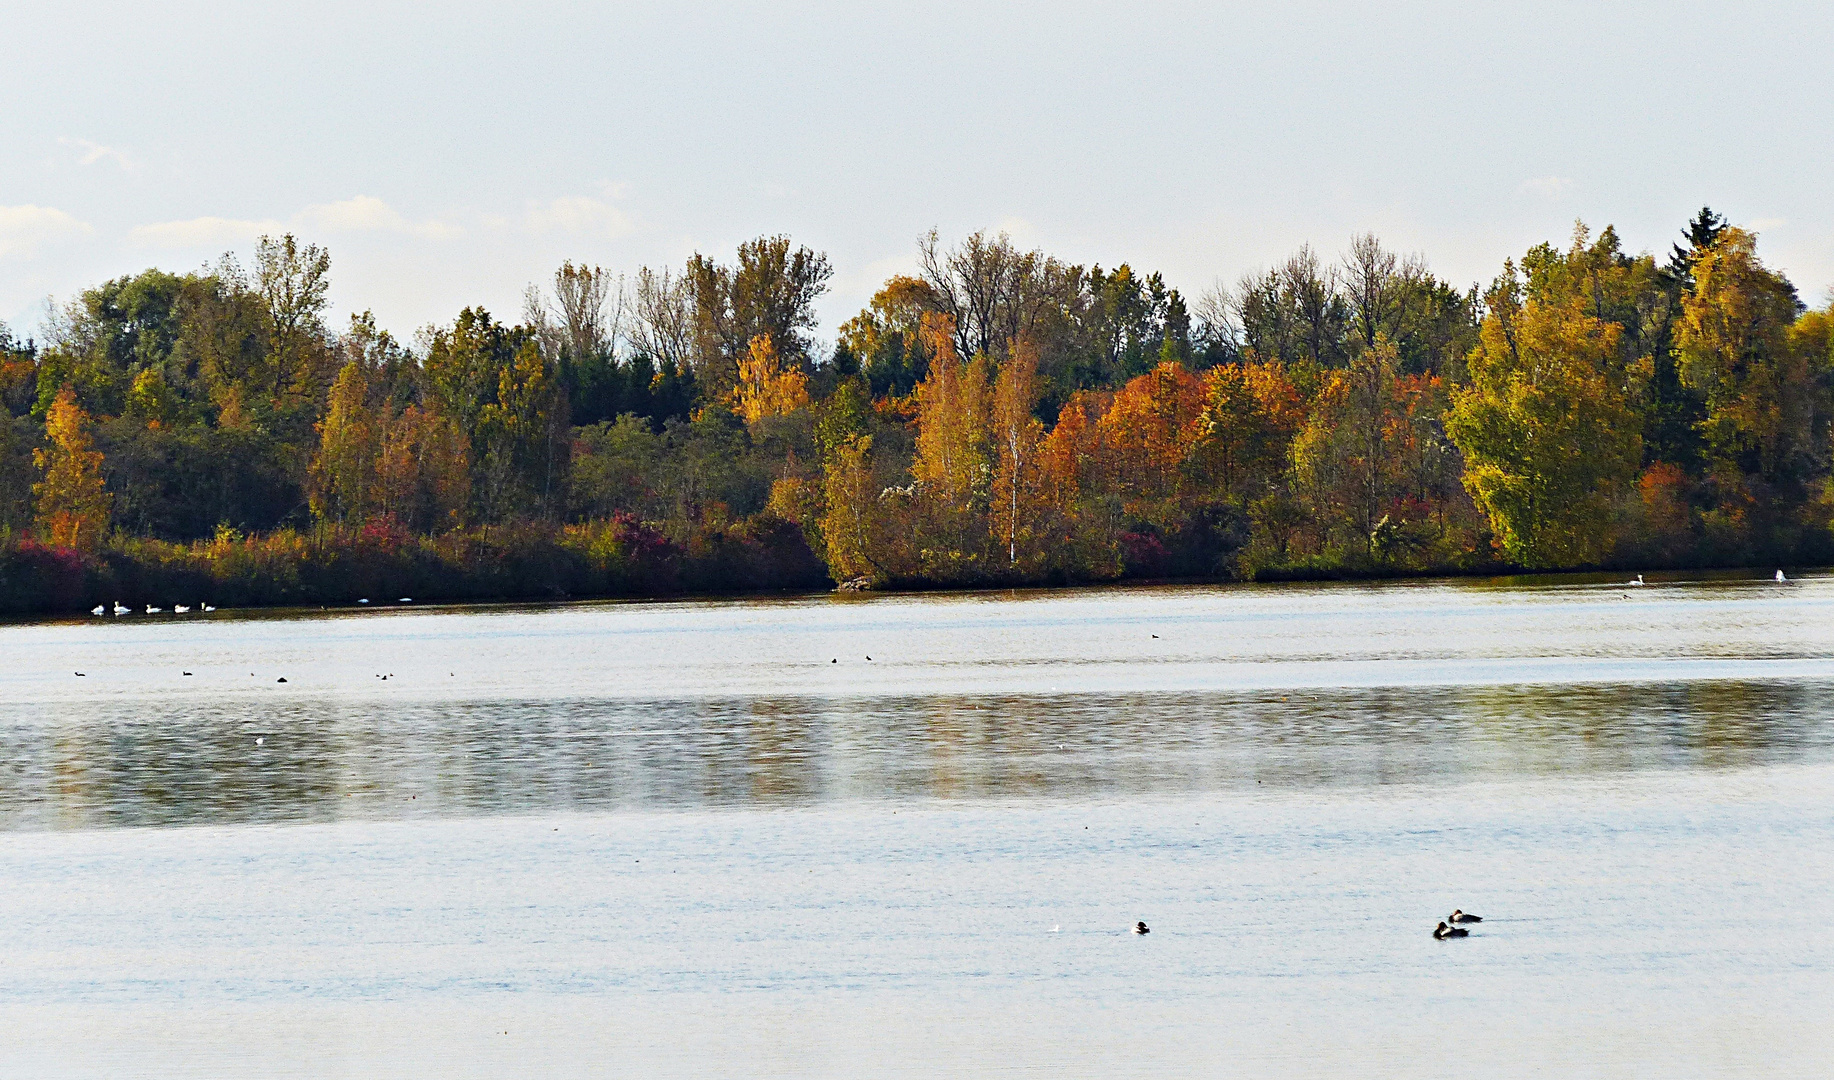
[1092,361,1207,533]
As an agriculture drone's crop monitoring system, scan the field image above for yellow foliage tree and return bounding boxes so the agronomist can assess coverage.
[1676,227,1812,480]
[308,362,378,523]
[908,314,995,574]
[818,434,879,581]
[1446,294,1642,566]
[34,386,112,551]
[910,315,991,506]
[730,334,810,425]
[1195,360,1301,506]
[309,361,472,533]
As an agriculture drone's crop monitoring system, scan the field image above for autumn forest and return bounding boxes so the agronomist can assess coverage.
[3,210,1831,612]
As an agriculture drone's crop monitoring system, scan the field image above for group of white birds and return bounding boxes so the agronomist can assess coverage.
[1625,570,1790,587]
[90,596,416,616]
[90,601,215,616]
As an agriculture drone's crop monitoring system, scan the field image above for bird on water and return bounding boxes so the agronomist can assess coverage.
[1448,909,1482,924]
[1433,921,1468,939]
[1132,921,1150,935]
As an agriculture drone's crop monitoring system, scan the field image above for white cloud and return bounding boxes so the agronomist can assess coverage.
[991,216,1040,245]
[57,136,138,171]
[128,215,284,249]
[1517,176,1573,197]
[130,196,458,251]
[525,196,633,239]
[0,204,95,258]
[299,195,461,239]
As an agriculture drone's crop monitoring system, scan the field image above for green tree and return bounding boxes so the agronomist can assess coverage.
[476,340,562,522]
[254,233,334,405]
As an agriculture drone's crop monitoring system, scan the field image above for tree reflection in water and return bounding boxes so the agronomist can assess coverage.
[3,678,1828,831]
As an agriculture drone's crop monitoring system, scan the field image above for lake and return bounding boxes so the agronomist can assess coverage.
[2,575,1831,1077]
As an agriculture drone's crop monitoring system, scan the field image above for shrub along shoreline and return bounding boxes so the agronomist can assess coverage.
[2,518,1815,618]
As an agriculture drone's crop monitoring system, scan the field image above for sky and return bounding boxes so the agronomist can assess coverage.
[4,0,1832,346]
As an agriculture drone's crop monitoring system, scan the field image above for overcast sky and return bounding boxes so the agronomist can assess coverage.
[4,0,1831,345]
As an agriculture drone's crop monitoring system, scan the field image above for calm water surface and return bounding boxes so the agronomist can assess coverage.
[2,575,1831,1076]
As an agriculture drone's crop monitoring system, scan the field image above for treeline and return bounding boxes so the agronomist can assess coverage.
[3,211,1832,612]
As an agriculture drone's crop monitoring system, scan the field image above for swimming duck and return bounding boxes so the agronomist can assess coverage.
[1448,909,1482,924]
[1132,921,1150,935]
[1433,921,1468,939]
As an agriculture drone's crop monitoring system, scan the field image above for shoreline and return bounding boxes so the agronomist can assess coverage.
[4,561,1817,626]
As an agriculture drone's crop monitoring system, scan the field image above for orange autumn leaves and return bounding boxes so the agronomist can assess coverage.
[826,314,1324,583]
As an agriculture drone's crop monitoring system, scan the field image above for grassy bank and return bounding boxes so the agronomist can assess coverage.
[0,514,829,614]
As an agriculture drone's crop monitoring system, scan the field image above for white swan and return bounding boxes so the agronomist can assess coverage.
[91,604,105,616]
[174,604,190,614]
[146,605,162,614]
[1627,574,1645,586]
[1776,569,1788,583]
[113,602,130,615]
[201,604,216,612]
